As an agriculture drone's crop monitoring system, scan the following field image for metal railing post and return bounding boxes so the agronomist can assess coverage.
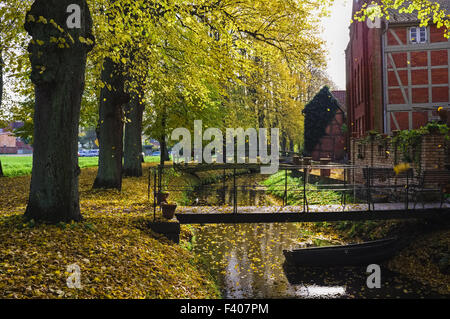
[147,167,151,202]
[284,168,288,206]
[233,167,237,214]
[405,170,409,210]
[342,166,347,210]
[157,164,162,194]
[353,165,356,201]
[222,168,226,205]
[367,166,372,212]
[303,166,308,212]
[153,169,157,221]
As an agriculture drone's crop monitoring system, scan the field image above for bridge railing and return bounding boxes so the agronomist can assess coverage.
[148,163,434,219]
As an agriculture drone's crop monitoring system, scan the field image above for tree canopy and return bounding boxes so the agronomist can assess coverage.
[2,0,448,221]
[355,0,449,38]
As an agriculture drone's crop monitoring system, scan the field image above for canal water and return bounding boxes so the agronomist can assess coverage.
[188,174,447,299]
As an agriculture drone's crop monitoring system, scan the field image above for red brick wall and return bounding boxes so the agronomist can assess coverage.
[346,1,384,139]
[0,146,18,154]
[346,0,450,138]
[311,111,347,161]
[350,132,448,184]
[385,25,449,132]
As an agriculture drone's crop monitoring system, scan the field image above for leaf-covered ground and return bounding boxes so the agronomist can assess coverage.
[0,164,220,299]
[387,229,450,295]
[305,220,450,295]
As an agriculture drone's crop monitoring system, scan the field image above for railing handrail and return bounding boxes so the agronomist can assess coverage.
[148,164,431,220]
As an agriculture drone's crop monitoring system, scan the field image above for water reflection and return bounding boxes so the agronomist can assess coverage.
[189,174,447,299]
[191,174,272,207]
[193,223,344,299]
[291,285,346,299]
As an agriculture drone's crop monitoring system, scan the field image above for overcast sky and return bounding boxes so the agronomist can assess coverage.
[320,0,353,90]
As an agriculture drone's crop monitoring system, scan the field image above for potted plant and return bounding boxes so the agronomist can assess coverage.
[302,157,312,166]
[161,203,177,220]
[427,123,441,134]
[368,130,378,141]
[155,167,178,205]
[156,192,170,205]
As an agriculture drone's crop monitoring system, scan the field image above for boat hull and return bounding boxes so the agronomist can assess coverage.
[283,237,398,267]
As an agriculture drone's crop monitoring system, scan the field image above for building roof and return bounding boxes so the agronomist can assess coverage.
[331,90,346,112]
[388,0,449,24]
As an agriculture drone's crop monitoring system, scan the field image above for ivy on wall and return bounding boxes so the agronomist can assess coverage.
[302,86,340,155]
[392,123,449,167]
[354,123,449,171]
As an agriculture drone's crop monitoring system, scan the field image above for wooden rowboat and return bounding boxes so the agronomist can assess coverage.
[283,237,399,267]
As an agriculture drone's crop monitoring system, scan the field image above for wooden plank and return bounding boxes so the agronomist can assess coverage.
[388,53,409,104]
[385,42,450,53]
[388,103,450,111]
[175,208,450,224]
[391,112,401,130]
[389,29,404,46]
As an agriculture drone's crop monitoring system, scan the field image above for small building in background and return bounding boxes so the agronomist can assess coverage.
[303,87,347,162]
[0,122,33,154]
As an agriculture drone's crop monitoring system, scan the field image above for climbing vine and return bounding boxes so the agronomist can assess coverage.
[392,122,449,170]
[303,86,340,155]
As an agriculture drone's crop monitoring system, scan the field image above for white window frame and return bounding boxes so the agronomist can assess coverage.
[410,26,428,44]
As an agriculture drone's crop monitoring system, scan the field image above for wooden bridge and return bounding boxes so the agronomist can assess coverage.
[174,203,450,224]
[150,163,450,225]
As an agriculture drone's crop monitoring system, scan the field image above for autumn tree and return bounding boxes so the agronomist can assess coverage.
[90,0,334,186]
[355,0,449,37]
[123,85,145,177]
[1,0,445,223]
[0,49,3,177]
[0,0,32,177]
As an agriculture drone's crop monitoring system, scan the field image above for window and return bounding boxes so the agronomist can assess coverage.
[410,27,427,44]
[359,64,362,103]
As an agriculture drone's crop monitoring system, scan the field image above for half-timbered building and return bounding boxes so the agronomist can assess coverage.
[346,0,450,137]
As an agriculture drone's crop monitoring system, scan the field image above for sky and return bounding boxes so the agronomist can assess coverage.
[319,0,354,90]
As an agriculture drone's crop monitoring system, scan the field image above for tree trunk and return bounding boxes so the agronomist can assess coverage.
[24,0,93,222]
[123,91,144,177]
[159,107,170,167]
[281,133,287,153]
[93,58,129,190]
[0,49,4,177]
[159,137,170,165]
[0,49,2,108]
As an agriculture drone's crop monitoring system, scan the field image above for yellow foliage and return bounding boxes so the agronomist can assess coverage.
[0,165,219,299]
[393,163,411,175]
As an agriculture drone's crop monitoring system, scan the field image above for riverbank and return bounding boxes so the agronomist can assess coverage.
[303,219,450,295]
[0,164,220,298]
[263,171,450,295]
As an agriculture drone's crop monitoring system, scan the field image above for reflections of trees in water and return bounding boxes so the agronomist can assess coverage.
[190,174,448,299]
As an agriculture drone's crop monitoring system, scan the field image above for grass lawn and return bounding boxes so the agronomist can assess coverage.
[262,170,344,205]
[0,155,162,177]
